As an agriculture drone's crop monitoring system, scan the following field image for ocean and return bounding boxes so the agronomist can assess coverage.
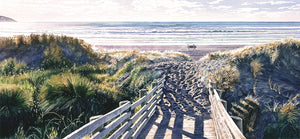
[0,22,300,46]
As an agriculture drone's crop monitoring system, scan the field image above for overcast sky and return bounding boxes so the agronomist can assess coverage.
[1,0,300,22]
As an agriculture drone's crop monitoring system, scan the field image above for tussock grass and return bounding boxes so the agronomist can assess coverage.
[264,95,300,138]
[0,34,190,138]
[205,39,300,138]
[0,86,30,137]
[208,65,240,93]
[231,95,260,135]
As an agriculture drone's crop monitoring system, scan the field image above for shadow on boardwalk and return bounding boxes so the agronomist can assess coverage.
[138,63,216,139]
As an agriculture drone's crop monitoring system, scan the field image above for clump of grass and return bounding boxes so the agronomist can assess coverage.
[0,86,30,137]
[264,96,300,138]
[40,73,97,118]
[207,51,231,60]
[40,45,73,69]
[250,59,264,95]
[209,65,240,93]
[0,58,29,76]
[231,95,260,136]
[1,34,100,69]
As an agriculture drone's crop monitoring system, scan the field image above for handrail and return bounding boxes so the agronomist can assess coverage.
[64,78,165,139]
[208,81,246,139]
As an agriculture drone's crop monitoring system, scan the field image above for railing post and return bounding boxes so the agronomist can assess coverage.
[89,115,104,134]
[119,100,130,127]
[119,100,129,107]
[231,116,243,134]
[139,89,147,106]
[151,80,158,88]
[209,81,216,95]
[216,89,223,98]
[221,99,227,111]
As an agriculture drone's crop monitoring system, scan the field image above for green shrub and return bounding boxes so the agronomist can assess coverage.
[0,58,29,76]
[40,45,73,69]
[70,64,109,76]
[40,73,111,120]
[41,74,93,116]
[0,86,29,137]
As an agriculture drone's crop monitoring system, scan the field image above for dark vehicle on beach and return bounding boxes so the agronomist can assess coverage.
[187,44,197,50]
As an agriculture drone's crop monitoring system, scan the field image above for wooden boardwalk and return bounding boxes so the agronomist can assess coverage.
[139,62,216,139]
[65,62,245,139]
[138,112,216,139]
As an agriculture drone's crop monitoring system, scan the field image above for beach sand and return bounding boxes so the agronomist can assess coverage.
[96,45,246,61]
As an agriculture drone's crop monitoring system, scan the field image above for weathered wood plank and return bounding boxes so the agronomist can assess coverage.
[131,89,162,122]
[65,78,165,139]
[108,120,132,139]
[121,90,162,139]
[92,112,131,139]
[120,130,130,139]
[129,107,150,135]
[131,86,161,109]
[210,88,245,139]
[64,101,131,139]
[132,103,157,139]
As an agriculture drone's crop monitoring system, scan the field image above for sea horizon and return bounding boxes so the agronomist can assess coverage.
[1,21,300,46]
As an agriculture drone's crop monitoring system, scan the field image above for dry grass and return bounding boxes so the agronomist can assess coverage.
[250,60,263,78]
[209,65,240,93]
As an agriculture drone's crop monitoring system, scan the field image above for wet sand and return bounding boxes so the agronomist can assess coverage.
[95,45,247,61]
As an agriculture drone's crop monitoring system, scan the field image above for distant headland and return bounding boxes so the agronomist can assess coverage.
[0,16,16,22]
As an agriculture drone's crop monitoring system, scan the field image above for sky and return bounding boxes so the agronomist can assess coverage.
[1,0,300,22]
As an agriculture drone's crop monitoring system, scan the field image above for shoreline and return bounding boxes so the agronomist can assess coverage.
[95,45,247,61]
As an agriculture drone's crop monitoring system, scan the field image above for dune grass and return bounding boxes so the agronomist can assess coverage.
[205,39,300,138]
[0,86,30,137]
[0,34,189,138]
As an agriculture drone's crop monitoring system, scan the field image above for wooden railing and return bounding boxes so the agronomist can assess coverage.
[208,81,246,139]
[64,78,165,139]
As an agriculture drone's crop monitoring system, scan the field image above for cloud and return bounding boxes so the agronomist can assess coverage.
[279,4,300,10]
[256,1,295,5]
[241,2,249,6]
[238,8,260,12]
[209,0,223,5]
[0,0,300,21]
[213,5,232,9]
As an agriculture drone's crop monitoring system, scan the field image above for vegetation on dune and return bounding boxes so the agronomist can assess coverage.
[264,96,300,138]
[231,95,260,137]
[0,86,30,137]
[0,34,99,68]
[209,65,240,95]
[0,58,29,76]
[0,34,189,138]
[206,39,300,138]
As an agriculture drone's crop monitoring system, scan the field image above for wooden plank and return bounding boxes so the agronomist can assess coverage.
[211,88,245,139]
[64,101,131,139]
[131,103,148,123]
[157,78,165,85]
[132,119,147,139]
[131,86,160,110]
[121,89,162,139]
[120,131,130,139]
[131,89,162,122]
[92,111,131,139]
[129,107,150,135]
[108,120,132,139]
[131,95,148,110]
[129,99,158,137]
[132,100,157,139]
